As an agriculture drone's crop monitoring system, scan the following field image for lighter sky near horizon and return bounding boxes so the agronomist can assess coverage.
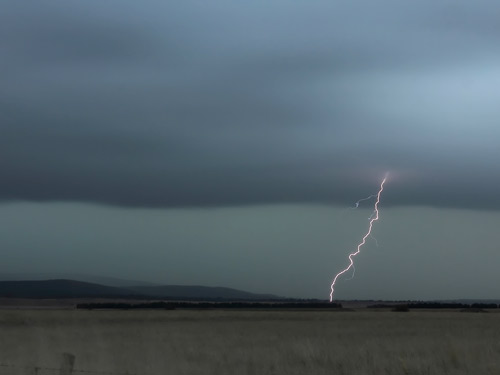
[1,1,500,300]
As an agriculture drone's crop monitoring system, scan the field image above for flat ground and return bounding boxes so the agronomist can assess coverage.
[1,309,499,375]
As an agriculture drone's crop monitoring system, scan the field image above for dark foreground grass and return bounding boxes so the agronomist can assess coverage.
[1,309,499,375]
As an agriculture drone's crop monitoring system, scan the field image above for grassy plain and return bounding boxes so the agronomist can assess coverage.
[1,308,500,375]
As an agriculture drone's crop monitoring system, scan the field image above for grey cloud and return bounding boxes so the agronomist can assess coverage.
[1,0,500,209]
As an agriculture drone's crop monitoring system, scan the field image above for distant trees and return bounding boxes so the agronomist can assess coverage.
[76,301,343,310]
[470,303,497,309]
[392,304,409,312]
[367,302,499,310]
[77,301,175,310]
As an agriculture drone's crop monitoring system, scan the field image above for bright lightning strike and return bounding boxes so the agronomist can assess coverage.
[329,175,388,302]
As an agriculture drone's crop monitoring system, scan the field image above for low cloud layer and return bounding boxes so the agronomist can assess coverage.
[2,1,500,209]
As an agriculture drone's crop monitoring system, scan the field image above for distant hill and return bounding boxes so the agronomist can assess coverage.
[0,273,159,287]
[128,285,280,300]
[0,279,136,298]
[0,279,281,300]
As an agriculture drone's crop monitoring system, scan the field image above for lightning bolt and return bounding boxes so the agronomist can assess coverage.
[329,175,387,302]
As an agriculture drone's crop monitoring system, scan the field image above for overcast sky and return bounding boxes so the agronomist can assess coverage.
[1,1,500,300]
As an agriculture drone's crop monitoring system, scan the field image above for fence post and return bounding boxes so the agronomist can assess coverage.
[59,353,75,375]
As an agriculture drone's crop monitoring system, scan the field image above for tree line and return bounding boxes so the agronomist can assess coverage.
[76,301,344,310]
[368,302,498,310]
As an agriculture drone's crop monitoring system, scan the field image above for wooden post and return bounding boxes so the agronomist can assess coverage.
[59,353,75,375]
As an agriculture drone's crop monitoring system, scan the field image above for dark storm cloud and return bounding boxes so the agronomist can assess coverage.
[2,0,500,209]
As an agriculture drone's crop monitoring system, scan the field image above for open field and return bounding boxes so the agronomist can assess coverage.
[1,309,500,375]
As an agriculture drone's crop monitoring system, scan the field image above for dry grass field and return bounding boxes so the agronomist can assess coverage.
[1,308,500,375]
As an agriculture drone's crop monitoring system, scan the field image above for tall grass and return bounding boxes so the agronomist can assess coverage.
[1,309,499,374]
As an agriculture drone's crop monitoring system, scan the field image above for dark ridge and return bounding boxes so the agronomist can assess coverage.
[0,279,285,301]
[0,273,160,287]
[0,279,137,299]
